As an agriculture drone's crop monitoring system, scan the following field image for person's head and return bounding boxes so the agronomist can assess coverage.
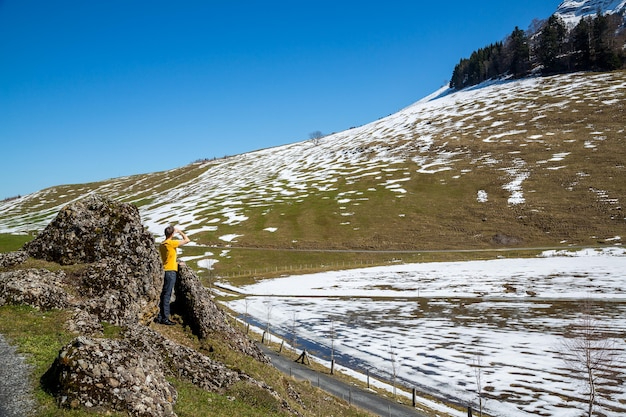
[164,225,175,238]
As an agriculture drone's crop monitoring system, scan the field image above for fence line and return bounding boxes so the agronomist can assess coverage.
[218,258,391,278]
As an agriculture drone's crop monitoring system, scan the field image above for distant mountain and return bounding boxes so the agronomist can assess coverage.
[555,0,626,27]
[2,71,625,251]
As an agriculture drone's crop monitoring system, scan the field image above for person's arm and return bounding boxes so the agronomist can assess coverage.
[175,228,191,246]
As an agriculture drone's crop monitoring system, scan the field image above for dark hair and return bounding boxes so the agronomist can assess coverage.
[164,225,175,238]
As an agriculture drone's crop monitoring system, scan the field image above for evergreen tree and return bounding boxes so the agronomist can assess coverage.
[507,27,531,77]
[537,15,567,74]
[572,17,593,70]
[449,9,625,90]
[592,11,621,70]
[450,58,469,89]
[449,43,504,90]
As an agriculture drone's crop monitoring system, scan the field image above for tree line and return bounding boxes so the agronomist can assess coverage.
[450,11,626,90]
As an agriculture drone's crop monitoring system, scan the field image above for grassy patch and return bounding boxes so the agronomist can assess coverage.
[173,379,288,417]
[181,245,549,287]
[0,304,379,417]
[0,306,103,417]
[0,233,33,252]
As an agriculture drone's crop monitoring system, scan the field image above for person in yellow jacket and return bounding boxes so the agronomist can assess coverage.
[156,225,190,325]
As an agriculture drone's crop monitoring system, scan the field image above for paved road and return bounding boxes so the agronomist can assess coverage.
[0,334,35,417]
[257,343,428,417]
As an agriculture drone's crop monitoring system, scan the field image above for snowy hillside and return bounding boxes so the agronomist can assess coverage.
[555,0,626,27]
[1,71,625,251]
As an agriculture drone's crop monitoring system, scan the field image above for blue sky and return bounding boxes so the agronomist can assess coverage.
[0,1,560,199]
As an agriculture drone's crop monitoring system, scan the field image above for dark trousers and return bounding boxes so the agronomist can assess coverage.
[158,270,177,320]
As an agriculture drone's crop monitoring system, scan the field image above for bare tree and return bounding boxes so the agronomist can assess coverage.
[329,318,336,374]
[262,299,273,344]
[309,131,324,146]
[472,355,486,417]
[243,298,251,334]
[290,311,298,351]
[559,303,622,417]
[388,340,399,397]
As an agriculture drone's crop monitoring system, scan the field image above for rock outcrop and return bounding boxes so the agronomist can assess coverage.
[0,250,28,268]
[0,194,278,416]
[24,194,162,325]
[0,269,73,310]
[175,264,268,363]
[24,194,158,267]
[44,335,178,417]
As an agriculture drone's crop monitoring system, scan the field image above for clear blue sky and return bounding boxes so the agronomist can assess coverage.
[0,1,560,199]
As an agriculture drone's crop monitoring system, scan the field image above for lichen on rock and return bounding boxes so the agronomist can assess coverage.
[44,335,177,417]
[22,194,162,325]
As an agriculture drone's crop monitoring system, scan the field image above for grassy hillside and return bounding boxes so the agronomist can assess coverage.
[1,71,624,276]
[0,71,623,416]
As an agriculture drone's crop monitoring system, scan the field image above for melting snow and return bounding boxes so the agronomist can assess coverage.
[219,234,241,242]
[224,248,626,417]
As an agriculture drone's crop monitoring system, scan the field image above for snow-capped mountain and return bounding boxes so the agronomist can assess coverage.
[555,0,626,27]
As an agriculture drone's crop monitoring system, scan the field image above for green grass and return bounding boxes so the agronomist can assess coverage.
[0,300,378,416]
[0,306,113,417]
[173,379,287,417]
[0,233,33,252]
[180,243,553,288]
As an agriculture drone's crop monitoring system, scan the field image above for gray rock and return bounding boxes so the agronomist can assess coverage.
[45,335,177,417]
[175,264,269,363]
[0,269,73,310]
[24,194,157,267]
[122,323,242,392]
[0,250,28,268]
[23,194,162,325]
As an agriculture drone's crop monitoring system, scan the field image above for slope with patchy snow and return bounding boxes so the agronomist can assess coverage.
[1,72,625,250]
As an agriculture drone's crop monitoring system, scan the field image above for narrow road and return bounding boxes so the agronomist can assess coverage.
[256,342,428,417]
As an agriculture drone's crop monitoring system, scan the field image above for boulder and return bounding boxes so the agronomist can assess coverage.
[174,264,268,363]
[23,194,162,325]
[45,336,177,417]
[0,269,73,310]
[0,250,28,268]
[24,194,158,267]
[122,323,243,391]
[79,257,159,325]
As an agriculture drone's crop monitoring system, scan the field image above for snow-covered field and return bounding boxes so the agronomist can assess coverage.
[221,248,626,417]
